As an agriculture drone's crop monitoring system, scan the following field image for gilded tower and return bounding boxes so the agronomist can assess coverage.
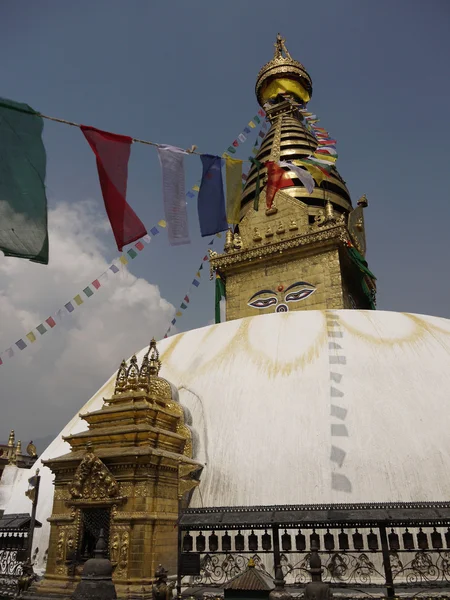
[33,340,201,600]
[210,35,376,319]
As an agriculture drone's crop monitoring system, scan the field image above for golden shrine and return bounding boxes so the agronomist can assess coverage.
[33,340,201,599]
[209,34,375,320]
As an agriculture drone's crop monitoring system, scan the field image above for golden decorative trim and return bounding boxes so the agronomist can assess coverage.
[69,451,120,500]
[210,225,349,276]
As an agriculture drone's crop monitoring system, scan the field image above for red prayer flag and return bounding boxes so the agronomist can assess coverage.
[135,240,144,251]
[265,162,294,209]
[258,109,265,117]
[184,295,190,303]
[92,279,101,290]
[46,317,56,328]
[232,140,239,148]
[80,126,147,251]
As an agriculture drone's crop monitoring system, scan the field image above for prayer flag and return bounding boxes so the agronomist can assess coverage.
[26,332,36,343]
[176,311,182,317]
[135,241,144,251]
[80,125,147,251]
[171,318,176,325]
[16,339,27,351]
[192,185,200,192]
[196,271,201,277]
[46,316,56,328]
[313,153,337,163]
[215,273,226,323]
[258,109,265,117]
[238,134,246,143]
[208,239,214,245]
[192,279,200,287]
[119,255,128,265]
[244,127,251,134]
[109,264,120,273]
[265,161,294,209]
[227,146,237,154]
[252,147,258,155]
[232,140,239,148]
[197,155,228,237]
[0,357,3,366]
[143,234,151,244]
[254,115,261,124]
[6,348,14,358]
[74,294,83,306]
[157,146,190,246]
[184,295,189,303]
[127,248,137,259]
[279,161,315,194]
[316,147,338,156]
[92,279,101,289]
[203,255,208,261]
[83,286,94,298]
[0,98,49,264]
[180,303,187,310]
[158,219,167,228]
[37,323,47,335]
[64,302,74,314]
[248,121,256,128]
[242,173,248,181]
[295,159,330,182]
[150,227,159,235]
[186,191,195,199]
[216,232,222,238]
[317,139,337,146]
[225,157,243,225]
[259,131,265,138]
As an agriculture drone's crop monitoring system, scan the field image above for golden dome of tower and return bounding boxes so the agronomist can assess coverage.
[241,34,352,219]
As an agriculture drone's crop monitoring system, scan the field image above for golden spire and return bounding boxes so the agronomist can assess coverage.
[147,338,161,377]
[255,34,312,106]
[114,359,128,395]
[125,355,139,391]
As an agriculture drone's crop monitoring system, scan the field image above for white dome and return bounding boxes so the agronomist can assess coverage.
[4,309,450,573]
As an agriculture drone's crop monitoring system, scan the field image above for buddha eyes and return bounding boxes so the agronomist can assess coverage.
[285,287,315,302]
[248,297,278,309]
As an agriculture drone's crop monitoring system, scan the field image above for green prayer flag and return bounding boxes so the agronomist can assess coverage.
[180,302,187,309]
[36,323,47,335]
[127,248,137,259]
[83,286,94,298]
[0,98,49,264]
[249,157,263,211]
[215,275,226,324]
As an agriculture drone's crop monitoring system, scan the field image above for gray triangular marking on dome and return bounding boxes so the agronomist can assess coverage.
[330,386,344,398]
[331,405,347,420]
[327,320,340,328]
[329,356,346,365]
[328,330,343,338]
[330,372,343,383]
[332,472,352,493]
[331,424,348,437]
[329,342,342,350]
[330,445,346,467]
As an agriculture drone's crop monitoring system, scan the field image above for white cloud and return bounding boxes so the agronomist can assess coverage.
[0,201,174,445]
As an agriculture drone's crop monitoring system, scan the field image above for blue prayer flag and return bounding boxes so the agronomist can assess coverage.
[192,279,200,287]
[197,155,227,237]
[171,318,176,325]
[150,227,160,236]
[16,339,27,351]
[244,126,251,134]
[109,264,119,274]
[186,191,195,199]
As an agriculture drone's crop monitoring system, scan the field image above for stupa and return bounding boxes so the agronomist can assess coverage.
[2,34,450,599]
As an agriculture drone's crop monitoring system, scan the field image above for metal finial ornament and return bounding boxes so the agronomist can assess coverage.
[274,33,292,59]
[125,355,139,390]
[114,359,128,394]
[147,338,162,376]
[357,194,368,208]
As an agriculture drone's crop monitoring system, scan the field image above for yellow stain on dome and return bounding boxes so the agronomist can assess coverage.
[260,77,310,104]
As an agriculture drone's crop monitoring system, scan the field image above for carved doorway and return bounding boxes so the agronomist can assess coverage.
[79,507,111,560]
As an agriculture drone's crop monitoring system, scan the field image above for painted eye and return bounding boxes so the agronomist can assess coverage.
[248,297,278,309]
[285,287,315,302]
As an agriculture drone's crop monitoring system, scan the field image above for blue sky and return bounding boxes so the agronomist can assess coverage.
[3,0,450,328]
[1,1,450,441]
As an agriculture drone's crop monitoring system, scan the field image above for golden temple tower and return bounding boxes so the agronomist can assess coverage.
[210,34,376,320]
[34,340,201,599]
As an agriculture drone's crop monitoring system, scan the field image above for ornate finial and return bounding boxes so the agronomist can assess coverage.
[138,353,150,392]
[224,229,233,253]
[16,440,22,456]
[114,359,128,395]
[147,339,161,377]
[125,355,139,391]
[7,430,15,447]
[26,441,37,458]
[274,33,292,60]
[324,200,336,224]
[357,194,368,208]
[247,557,256,568]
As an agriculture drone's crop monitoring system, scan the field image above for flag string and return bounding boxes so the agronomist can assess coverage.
[0,117,268,366]
[0,100,266,161]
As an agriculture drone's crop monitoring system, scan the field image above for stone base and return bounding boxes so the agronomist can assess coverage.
[23,577,158,600]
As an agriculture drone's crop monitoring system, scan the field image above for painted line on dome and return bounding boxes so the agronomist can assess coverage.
[326,311,351,494]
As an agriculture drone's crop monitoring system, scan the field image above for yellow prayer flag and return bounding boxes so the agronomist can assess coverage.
[158,219,167,228]
[248,121,256,129]
[222,153,231,159]
[196,271,201,278]
[192,185,200,192]
[313,153,337,163]
[74,294,83,306]
[225,157,243,224]
[293,160,328,185]
[216,233,222,238]
[176,311,182,317]
[119,256,128,265]
[26,332,36,343]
